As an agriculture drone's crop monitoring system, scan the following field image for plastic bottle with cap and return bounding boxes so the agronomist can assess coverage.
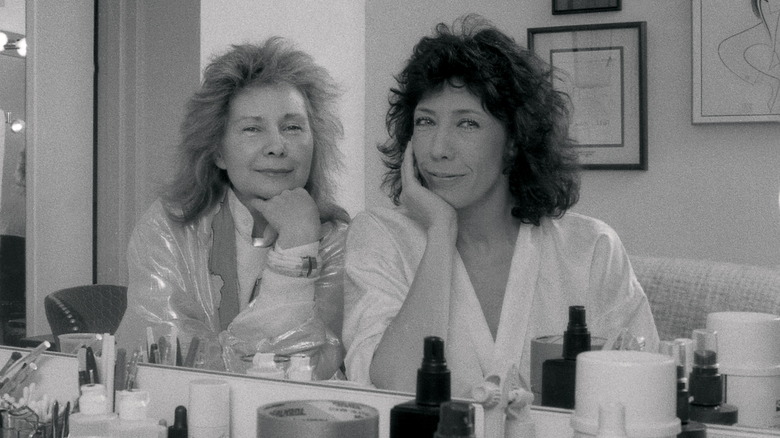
[541,305,591,409]
[246,352,286,379]
[287,354,314,381]
[434,401,475,438]
[688,329,738,426]
[658,340,707,437]
[68,384,118,437]
[390,336,452,438]
[108,389,166,437]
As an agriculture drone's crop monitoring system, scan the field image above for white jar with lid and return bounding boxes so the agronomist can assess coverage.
[109,389,166,438]
[69,384,118,437]
[287,354,313,381]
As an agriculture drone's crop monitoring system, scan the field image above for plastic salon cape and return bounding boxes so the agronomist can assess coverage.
[116,195,347,379]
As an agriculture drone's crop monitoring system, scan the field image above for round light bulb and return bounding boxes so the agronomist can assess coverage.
[16,38,26,57]
[0,32,8,50]
[10,119,25,133]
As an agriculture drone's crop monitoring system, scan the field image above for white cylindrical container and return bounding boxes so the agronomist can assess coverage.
[707,311,780,428]
[189,378,230,438]
[571,351,680,438]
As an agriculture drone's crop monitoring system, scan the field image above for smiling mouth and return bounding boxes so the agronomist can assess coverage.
[256,168,293,175]
[428,172,464,180]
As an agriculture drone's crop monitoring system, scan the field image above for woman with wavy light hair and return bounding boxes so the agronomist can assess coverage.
[118,37,349,379]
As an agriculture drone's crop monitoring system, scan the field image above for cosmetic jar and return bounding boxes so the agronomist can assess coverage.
[707,311,780,428]
[571,350,680,438]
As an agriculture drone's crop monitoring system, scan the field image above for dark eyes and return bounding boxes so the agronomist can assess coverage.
[414,117,434,127]
[413,117,480,130]
[457,119,480,129]
[283,124,304,132]
[241,124,305,134]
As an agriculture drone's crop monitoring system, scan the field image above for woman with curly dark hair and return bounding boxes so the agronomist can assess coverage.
[343,14,658,395]
[117,37,349,378]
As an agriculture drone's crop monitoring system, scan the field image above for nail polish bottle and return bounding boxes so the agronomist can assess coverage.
[659,340,707,437]
[390,336,451,438]
[541,305,591,409]
[688,329,738,426]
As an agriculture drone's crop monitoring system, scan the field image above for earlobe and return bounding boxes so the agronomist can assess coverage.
[214,151,226,170]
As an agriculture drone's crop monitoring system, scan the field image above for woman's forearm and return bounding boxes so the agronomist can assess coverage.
[369,222,457,392]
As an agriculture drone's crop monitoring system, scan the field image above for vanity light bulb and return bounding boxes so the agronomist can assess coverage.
[10,119,24,133]
[16,38,26,57]
[0,32,8,50]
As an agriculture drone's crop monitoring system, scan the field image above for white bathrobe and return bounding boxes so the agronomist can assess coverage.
[342,206,659,398]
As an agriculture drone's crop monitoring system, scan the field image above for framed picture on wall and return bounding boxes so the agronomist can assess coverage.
[692,0,780,123]
[552,0,621,15]
[528,22,648,170]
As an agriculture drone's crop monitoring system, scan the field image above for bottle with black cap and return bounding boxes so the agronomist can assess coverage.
[688,329,738,426]
[434,401,475,438]
[167,405,187,438]
[659,340,707,437]
[541,305,591,409]
[390,336,451,438]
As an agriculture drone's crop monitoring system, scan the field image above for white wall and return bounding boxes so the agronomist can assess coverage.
[200,0,366,217]
[365,1,780,267]
[26,1,94,335]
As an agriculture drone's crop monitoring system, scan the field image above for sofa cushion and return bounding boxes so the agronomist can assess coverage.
[631,255,780,342]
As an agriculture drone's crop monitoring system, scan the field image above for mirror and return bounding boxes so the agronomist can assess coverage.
[18,1,780,434]
[0,3,26,347]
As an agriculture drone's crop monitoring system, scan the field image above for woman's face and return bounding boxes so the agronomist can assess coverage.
[410,82,511,210]
[217,83,314,203]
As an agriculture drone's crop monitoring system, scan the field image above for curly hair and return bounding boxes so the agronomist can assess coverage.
[380,14,580,225]
[164,37,348,224]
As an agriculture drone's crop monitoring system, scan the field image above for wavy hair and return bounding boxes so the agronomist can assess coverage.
[380,14,580,225]
[164,37,348,224]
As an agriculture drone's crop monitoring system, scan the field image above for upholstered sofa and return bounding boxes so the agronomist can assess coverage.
[631,255,780,342]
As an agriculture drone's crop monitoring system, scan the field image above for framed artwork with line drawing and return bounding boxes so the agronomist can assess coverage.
[528,22,648,170]
[692,0,780,123]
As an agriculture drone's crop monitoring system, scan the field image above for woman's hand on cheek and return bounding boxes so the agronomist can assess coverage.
[400,146,456,230]
[252,187,321,249]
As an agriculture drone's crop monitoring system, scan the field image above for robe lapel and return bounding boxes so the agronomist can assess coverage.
[493,225,539,384]
[448,225,540,395]
[210,196,240,331]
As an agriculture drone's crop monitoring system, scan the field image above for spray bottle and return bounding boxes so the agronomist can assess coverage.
[390,336,451,438]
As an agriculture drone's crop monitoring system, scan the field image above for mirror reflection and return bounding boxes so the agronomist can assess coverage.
[7,0,776,434]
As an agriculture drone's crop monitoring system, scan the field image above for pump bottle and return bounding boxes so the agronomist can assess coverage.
[390,336,451,438]
[434,401,475,438]
[659,340,707,437]
[541,305,591,409]
[688,329,738,426]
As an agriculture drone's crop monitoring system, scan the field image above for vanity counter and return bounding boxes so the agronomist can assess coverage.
[0,346,777,438]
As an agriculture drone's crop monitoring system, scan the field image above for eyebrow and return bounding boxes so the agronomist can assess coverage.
[414,107,485,117]
[231,113,309,123]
